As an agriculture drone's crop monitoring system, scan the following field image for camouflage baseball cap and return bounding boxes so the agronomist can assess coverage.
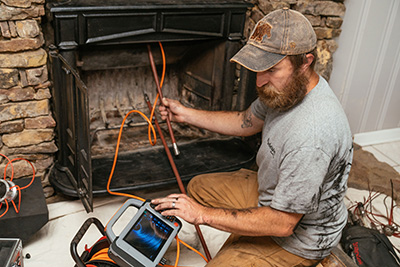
[230,8,317,72]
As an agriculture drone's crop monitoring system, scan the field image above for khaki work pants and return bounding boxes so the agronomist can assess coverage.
[187,169,319,267]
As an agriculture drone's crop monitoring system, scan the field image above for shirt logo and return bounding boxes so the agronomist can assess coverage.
[267,138,276,157]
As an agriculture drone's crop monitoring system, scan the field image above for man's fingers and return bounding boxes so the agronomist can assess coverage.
[161,97,169,107]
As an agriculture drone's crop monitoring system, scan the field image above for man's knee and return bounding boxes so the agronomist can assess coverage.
[188,169,259,208]
[187,174,207,198]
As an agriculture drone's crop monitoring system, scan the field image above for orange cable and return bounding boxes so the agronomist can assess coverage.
[159,42,166,88]
[160,236,208,267]
[106,42,166,201]
[174,235,180,267]
[88,247,116,263]
[0,200,9,218]
[8,157,36,214]
[0,154,12,218]
[178,236,209,263]
[8,158,35,189]
[0,155,35,217]
[106,109,155,201]
[10,185,21,214]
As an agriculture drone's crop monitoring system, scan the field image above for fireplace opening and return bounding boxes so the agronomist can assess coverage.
[81,41,229,156]
[46,0,257,211]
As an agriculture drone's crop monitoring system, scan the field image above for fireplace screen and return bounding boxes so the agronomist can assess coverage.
[47,0,257,212]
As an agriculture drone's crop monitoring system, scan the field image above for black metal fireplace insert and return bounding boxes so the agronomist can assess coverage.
[47,0,257,212]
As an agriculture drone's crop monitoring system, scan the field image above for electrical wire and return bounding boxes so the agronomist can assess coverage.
[0,199,9,218]
[0,154,35,218]
[389,180,394,225]
[6,157,35,188]
[175,235,180,267]
[159,236,209,267]
[0,153,12,218]
[88,247,116,264]
[347,184,400,254]
[105,42,166,201]
[177,237,209,263]
[105,108,154,202]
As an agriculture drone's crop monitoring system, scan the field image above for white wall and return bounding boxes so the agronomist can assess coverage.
[330,0,400,142]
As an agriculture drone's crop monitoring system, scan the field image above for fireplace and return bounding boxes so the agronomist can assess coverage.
[46,0,257,212]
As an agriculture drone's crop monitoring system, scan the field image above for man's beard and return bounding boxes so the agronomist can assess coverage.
[256,70,309,111]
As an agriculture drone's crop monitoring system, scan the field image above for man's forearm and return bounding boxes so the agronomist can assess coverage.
[183,108,263,137]
[200,206,303,237]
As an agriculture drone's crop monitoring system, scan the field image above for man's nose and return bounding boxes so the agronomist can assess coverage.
[256,72,269,87]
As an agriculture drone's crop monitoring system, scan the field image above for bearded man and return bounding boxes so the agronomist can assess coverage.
[152,8,353,266]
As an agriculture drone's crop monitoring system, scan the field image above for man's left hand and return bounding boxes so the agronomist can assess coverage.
[151,194,206,225]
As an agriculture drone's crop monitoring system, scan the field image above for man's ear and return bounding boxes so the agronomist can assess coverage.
[301,53,314,72]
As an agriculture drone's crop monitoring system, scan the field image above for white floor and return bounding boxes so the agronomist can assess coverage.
[21,140,400,266]
[361,140,400,175]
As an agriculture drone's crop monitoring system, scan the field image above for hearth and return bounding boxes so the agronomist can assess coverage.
[46,0,257,212]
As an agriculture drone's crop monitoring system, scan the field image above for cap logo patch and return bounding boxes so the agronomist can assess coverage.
[250,21,272,42]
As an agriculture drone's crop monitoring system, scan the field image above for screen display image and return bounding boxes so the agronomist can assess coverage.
[123,209,173,261]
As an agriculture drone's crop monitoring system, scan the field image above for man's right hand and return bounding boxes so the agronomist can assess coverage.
[158,97,263,137]
[159,97,187,123]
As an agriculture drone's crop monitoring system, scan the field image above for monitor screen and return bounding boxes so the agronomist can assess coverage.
[123,209,173,261]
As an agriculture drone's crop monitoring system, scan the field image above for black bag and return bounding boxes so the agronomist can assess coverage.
[340,224,400,267]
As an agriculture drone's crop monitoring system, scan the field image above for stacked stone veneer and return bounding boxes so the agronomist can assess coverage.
[0,0,345,199]
[0,0,56,195]
[244,0,345,80]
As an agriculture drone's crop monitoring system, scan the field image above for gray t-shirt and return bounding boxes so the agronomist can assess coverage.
[251,76,353,260]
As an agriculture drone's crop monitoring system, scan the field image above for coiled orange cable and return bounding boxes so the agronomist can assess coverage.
[87,247,116,264]
[0,154,35,218]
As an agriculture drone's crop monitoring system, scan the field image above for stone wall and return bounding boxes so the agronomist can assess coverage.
[0,0,56,197]
[244,0,345,80]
